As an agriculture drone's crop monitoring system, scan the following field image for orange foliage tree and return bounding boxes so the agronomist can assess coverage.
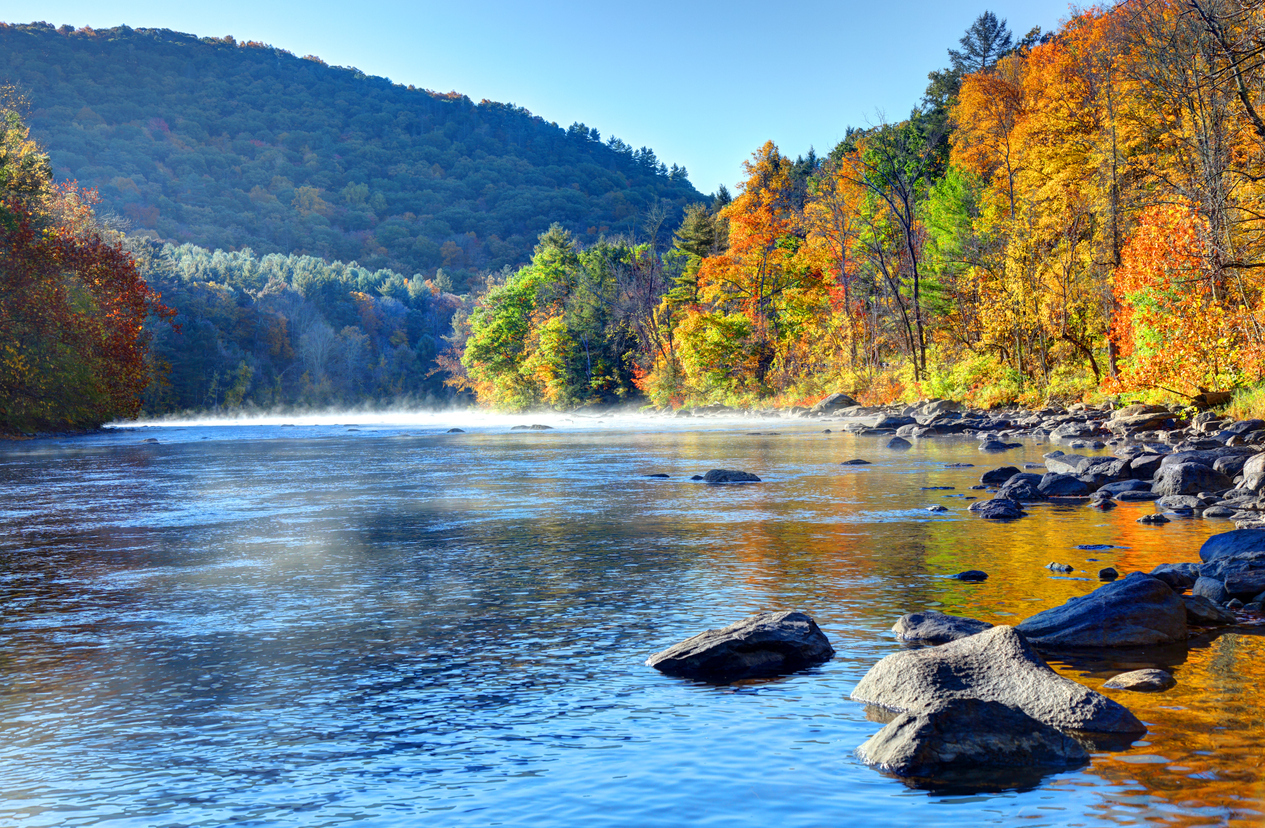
[1108,202,1262,395]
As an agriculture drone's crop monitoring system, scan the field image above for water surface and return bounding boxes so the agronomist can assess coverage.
[1,415,1260,827]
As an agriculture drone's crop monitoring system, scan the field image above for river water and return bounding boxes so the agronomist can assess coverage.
[1,413,1261,827]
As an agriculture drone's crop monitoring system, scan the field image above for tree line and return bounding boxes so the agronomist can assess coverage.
[457,2,1265,411]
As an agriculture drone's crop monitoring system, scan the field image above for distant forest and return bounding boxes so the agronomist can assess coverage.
[6,3,1264,430]
[0,22,703,293]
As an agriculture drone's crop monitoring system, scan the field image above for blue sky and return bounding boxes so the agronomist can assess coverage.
[4,0,1079,195]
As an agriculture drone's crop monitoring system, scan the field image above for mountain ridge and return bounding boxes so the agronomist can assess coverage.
[0,21,704,288]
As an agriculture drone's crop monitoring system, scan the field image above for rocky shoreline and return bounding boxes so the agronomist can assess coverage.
[645,388,1265,788]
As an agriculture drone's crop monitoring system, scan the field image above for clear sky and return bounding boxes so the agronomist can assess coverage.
[3,0,1078,196]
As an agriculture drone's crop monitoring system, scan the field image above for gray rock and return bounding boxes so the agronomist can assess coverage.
[446,428,465,433]
[646,611,834,681]
[1046,454,1091,475]
[703,469,761,483]
[1129,455,1166,479]
[926,504,949,513]
[981,466,1022,486]
[851,626,1146,736]
[1150,563,1200,591]
[1100,480,1152,495]
[1039,473,1092,497]
[1213,455,1252,477]
[1102,669,1176,692]
[1158,494,1205,510]
[892,610,992,643]
[1192,576,1229,604]
[1184,594,1236,625]
[1153,462,1234,496]
[1116,490,1162,502]
[811,392,860,414]
[979,439,1012,451]
[998,473,1044,501]
[1046,562,1074,574]
[1224,420,1265,436]
[1099,567,1120,581]
[1224,569,1265,598]
[1015,572,1187,647]
[1203,506,1237,518]
[1239,453,1265,491]
[970,497,1027,520]
[886,436,913,450]
[1199,528,1265,562]
[857,698,1090,777]
[1228,598,1245,609]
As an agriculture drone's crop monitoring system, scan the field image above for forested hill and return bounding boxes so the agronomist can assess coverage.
[0,22,704,288]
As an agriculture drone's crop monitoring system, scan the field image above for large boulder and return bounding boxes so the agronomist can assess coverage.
[646,611,834,681]
[851,626,1146,736]
[811,392,859,414]
[1108,405,1174,432]
[703,469,761,483]
[857,698,1089,777]
[893,611,993,644]
[1014,573,1186,647]
[1152,462,1232,496]
[1201,528,1265,562]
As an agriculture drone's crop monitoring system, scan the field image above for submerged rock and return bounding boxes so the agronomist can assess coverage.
[840,459,872,466]
[857,698,1089,778]
[646,611,834,682]
[1014,572,1186,647]
[446,428,465,433]
[893,610,992,643]
[886,436,913,450]
[702,469,761,483]
[851,626,1146,736]
[950,570,989,582]
[1103,669,1176,692]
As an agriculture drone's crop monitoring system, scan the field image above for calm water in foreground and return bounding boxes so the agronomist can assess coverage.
[1,413,1263,827]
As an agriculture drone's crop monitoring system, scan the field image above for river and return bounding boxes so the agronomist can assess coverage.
[0,413,1260,827]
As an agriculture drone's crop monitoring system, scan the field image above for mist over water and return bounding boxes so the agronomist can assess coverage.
[2,419,1262,827]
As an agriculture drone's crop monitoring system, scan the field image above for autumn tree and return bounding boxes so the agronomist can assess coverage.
[0,100,173,431]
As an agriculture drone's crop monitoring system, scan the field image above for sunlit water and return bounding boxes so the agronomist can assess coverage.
[2,414,1262,827]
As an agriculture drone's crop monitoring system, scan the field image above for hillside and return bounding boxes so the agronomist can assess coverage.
[0,22,704,288]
